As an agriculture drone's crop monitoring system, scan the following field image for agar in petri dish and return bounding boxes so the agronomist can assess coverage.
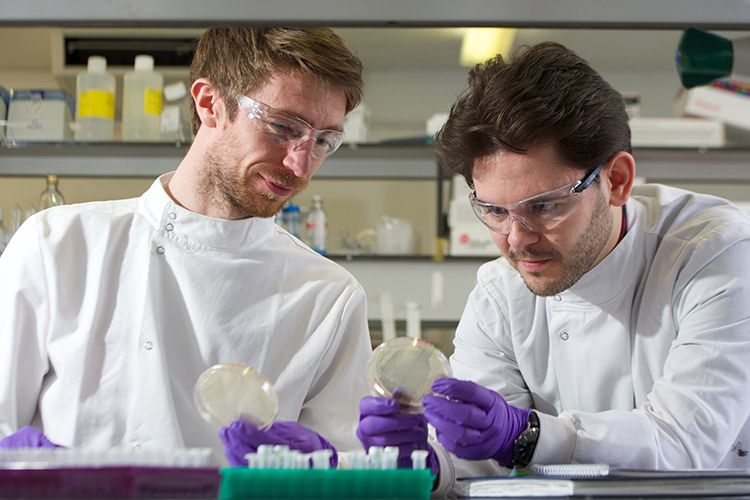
[193,363,279,429]
[366,337,452,413]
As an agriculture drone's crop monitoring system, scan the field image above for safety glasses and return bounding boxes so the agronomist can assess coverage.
[236,95,345,159]
[469,164,604,234]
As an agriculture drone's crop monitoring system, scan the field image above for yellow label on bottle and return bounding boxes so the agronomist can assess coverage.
[78,90,115,119]
[143,87,163,116]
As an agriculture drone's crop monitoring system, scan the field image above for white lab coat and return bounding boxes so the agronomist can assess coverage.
[0,173,372,464]
[432,184,750,495]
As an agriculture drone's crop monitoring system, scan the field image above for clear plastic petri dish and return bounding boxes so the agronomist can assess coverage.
[193,363,279,429]
[366,337,452,413]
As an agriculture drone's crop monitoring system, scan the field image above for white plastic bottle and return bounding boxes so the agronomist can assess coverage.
[122,54,163,142]
[306,195,328,254]
[74,56,115,142]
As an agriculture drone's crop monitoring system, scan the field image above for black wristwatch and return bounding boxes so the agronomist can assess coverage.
[510,411,540,468]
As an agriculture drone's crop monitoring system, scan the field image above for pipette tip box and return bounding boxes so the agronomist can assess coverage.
[219,467,434,500]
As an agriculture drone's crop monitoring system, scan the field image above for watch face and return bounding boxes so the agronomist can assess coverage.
[512,413,540,467]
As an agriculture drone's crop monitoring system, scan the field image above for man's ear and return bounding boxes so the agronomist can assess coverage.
[191,78,222,129]
[604,151,636,208]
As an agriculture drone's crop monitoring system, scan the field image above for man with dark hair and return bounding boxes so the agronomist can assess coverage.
[0,28,371,468]
[357,42,750,495]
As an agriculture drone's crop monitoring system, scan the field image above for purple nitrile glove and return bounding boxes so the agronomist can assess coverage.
[219,420,338,468]
[356,396,439,476]
[0,426,66,449]
[421,378,531,467]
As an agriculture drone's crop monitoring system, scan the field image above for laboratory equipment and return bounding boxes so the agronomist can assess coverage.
[160,81,192,146]
[366,337,452,413]
[38,175,65,210]
[676,27,750,88]
[74,55,115,142]
[122,54,163,142]
[193,363,279,429]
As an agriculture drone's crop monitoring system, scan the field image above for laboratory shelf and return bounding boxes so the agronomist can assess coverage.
[2,143,750,181]
[0,142,439,179]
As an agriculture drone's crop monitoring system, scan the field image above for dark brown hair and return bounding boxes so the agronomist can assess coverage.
[189,27,363,134]
[435,42,631,187]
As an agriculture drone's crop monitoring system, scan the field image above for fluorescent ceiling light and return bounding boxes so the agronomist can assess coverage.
[460,28,517,67]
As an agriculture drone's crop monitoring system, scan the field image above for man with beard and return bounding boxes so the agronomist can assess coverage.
[357,42,750,496]
[0,28,371,468]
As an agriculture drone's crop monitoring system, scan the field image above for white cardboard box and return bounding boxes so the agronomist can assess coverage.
[448,199,502,257]
[677,83,750,131]
[6,89,74,143]
[629,117,725,148]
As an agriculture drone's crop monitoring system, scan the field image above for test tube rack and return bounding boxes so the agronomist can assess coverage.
[219,467,434,500]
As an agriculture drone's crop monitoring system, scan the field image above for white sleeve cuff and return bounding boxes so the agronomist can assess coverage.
[529,411,576,465]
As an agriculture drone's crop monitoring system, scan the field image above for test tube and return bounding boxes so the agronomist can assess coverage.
[411,449,429,470]
[311,449,333,470]
[368,446,384,470]
[349,450,368,470]
[383,447,399,469]
[257,444,274,469]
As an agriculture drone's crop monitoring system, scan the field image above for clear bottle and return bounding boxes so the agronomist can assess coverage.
[306,195,328,254]
[74,55,116,142]
[39,175,65,210]
[160,81,193,146]
[121,54,163,142]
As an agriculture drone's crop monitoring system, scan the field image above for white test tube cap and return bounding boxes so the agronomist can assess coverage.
[383,446,399,470]
[411,449,429,470]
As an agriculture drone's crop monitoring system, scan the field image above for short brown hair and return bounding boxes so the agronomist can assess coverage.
[189,27,364,135]
[435,42,631,187]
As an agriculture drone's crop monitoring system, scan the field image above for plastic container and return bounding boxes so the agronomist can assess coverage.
[74,56,115,142]
[366,337,452,414]
[160,81,192,146]
[306,195,328,254]
[193,363,279,429]
[121,55,163,142]
[38,175,65,210]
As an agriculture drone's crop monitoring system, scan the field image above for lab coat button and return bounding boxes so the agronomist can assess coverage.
[165,223,174,231]
[554,294,562,302]
[144,341,154,350]
[168,212,177,220]
[560,332,569,341]
[156,246,165,254]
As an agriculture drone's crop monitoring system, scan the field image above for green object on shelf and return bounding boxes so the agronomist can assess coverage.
[676,27,733,88]
[219,467,434,500]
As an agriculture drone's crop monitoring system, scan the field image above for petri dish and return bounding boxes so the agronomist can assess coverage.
[193,363,279,429]
[366,337,452,413]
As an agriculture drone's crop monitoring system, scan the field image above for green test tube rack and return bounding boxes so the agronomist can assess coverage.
[219,467,434,500]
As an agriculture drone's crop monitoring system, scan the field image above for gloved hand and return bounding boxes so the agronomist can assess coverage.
[219,420,338,468]
[0,425,66,449]
[356,396,439,475]
[422,378,531,467]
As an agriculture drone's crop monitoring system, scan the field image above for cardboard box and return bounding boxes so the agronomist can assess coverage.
[677,81,750,131]
[629,117,725,148]
[6,89,74,144]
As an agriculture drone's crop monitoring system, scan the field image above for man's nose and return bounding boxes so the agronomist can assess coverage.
[282,138,316,178]
[505,216,539,248]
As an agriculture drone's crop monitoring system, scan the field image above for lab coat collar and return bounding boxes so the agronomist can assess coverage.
[559,198,643,305]
[140,172,276,251]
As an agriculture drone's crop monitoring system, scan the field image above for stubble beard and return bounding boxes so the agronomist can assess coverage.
[202,136,308,220]
[508,190,613,296]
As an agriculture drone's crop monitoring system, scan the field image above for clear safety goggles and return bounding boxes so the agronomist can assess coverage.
[469,164,604,234]
[236,95,345,159]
